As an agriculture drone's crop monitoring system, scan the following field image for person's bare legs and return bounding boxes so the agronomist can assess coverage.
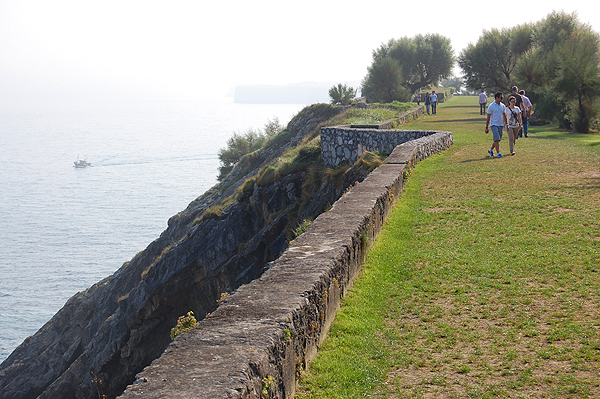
[491,140,500,154]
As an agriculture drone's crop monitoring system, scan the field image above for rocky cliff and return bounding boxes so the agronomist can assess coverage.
[0,104,385,399]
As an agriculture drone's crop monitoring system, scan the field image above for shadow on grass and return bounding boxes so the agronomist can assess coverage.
[553,177,600,190]
[526,129,600,145]
[460,156,503,163]
[437,104,482,109]
[421,118,484,124]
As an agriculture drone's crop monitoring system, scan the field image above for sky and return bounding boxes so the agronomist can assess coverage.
[1,0,600,100]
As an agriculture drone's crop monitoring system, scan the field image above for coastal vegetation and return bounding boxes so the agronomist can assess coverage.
[295,96,600,398]
[217,117,285,180]
[357,11,600,132]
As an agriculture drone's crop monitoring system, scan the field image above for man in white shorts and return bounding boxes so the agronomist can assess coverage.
[485,92,508,158]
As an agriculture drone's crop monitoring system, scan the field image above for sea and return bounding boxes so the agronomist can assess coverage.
[0,95,305,362]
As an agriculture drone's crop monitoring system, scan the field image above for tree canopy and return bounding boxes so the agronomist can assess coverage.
[329,83,357,106]
[362,34,454,103]
[458,27,523,93]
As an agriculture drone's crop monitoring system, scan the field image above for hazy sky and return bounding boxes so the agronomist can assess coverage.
[1,1,599,100]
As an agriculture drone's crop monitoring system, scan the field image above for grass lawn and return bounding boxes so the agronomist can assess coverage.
[295,96,600,398]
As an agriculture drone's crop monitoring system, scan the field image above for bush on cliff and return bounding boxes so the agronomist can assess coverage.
[218,118,285,180]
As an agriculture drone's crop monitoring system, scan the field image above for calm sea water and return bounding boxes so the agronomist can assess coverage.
[0,96,304,362]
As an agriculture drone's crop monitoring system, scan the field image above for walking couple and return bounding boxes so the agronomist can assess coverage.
[485,91,522,158]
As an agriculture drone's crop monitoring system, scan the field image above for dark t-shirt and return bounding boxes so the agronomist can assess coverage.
[506,93,523,109]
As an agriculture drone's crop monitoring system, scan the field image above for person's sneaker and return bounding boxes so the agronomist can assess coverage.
[524,133,528,137]
[497,153,504,158]
[488,149,494,157]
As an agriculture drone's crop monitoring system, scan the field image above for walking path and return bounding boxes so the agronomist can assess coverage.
[296,96,600,398]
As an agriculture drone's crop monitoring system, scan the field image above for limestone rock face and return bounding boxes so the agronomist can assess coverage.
[0,104,375,399]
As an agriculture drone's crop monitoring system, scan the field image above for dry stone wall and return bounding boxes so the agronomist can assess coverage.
[321,106,426,167]
[119,130,452,399]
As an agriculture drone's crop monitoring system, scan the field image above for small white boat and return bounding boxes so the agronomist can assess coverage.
[73,155,91,168]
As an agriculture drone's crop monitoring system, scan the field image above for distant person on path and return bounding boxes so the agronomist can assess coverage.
[416,93,422,106]
[519,90,532,137]
[425,92,431,115]
[485,92,507,158]
[430,91,438,114]
[479,90,487,115]
[504,96,522,156]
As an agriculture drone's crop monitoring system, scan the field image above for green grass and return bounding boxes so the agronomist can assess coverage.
[295,96,600,398]
[326,102,414,126]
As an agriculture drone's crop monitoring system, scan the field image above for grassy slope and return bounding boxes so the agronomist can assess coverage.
[296,96,600,398]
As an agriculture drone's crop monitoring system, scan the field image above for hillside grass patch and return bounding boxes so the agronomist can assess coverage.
[325,102,413,127]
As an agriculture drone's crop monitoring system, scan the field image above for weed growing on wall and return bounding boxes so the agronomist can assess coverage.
[170,311,198,340]
[294,219,313,238]
[261,375,276,399]
[216,292,230,304]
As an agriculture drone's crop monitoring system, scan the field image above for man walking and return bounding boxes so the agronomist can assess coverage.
[519,89,532,137]
[505,86,523,109]
[485,92,507,158]
[430,91,438,114]
[479,90,487,115]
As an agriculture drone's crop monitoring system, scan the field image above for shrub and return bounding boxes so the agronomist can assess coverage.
[294,219,313,237]
[170,311,198,339]
[218,118,284,181]
[329,83,357,105]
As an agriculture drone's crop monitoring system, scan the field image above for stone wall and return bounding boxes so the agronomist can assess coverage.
[321,107,435,167]
[119,130,453,399]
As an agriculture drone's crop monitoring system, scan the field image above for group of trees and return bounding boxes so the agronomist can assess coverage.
[327,11,599,133]
[328,34,455,106]
[459,11,600,132]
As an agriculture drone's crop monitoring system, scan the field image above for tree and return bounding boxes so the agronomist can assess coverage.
[552,30,600,132]
[533,11,579,54]
[441,76,465,93]
[458,27,526,93]
[328,83,357,105]
[369,34,454,95]
[361,57,410,103]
